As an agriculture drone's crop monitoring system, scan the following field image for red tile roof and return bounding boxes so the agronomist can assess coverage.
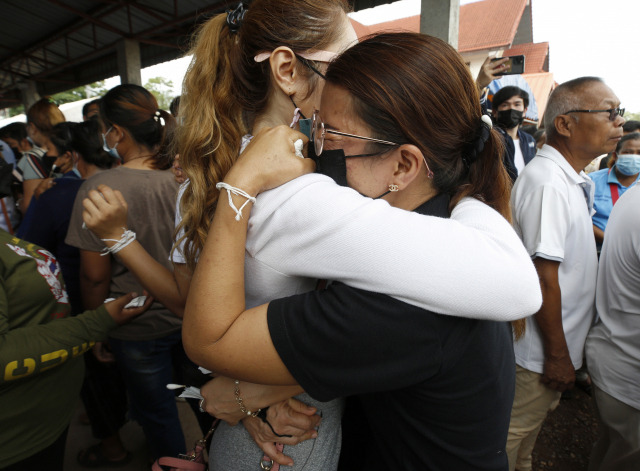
[349,17,372,38]
[365,15,420,35]
[522,72,556,120]
[503,42,549,73]
[349,0,535,57]
[459,0,528,52]
[349,15,420,38]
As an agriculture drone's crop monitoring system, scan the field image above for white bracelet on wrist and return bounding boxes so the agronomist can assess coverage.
[100,228,136,256]
[216,182,256,221]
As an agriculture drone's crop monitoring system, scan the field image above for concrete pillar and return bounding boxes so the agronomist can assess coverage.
[117,39,142,86]
[420,0,460,50]
[19,80,41,110]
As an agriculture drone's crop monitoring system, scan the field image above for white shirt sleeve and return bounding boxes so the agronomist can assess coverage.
[246,174,542,321]
[513,183,569,262]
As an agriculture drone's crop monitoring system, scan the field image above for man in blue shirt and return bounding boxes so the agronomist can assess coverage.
[588,132,640,247]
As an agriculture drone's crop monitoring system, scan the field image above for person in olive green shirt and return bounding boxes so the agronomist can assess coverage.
[0,229,150,470]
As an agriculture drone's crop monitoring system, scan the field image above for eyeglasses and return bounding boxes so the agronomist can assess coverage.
[564,107,625,121]
[254,49,338,64]
[311,110,399,156]
[255,49,339,81]
[294,54,327,80]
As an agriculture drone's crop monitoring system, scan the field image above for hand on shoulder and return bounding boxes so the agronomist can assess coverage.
[225,126,315,196]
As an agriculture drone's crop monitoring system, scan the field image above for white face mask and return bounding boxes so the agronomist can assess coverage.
[71,151,82,177]
[102,127,121,160]
[615,154,640,176]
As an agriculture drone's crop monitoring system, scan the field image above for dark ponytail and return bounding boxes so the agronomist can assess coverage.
[71,119,112,169]
[50,122,76,156]
[100,84,176,169]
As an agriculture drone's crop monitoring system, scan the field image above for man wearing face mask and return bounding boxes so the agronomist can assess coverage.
[588,132,640,248]
[492,86,537,182]
[0,123,38,162]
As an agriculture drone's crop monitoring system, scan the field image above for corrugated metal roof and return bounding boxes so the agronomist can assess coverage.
[0,0,235,109]
[0,0,448,110]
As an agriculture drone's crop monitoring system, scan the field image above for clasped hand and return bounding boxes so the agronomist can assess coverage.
[200,376,320,466]
[224,125,315,196]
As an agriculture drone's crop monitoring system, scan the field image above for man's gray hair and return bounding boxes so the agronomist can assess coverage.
[544,77,605,140]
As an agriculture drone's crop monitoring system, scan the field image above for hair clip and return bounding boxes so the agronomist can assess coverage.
[153,110,165,126]
[463,115,493,168]
[226,2,247,34]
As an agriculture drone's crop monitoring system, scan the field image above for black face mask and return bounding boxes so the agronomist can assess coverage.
[308,145,393,199]
[496,109,524,129]
[42,155,57,175]
[308,144,348,187]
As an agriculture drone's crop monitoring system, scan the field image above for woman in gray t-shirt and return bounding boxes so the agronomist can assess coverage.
[66,84,187,461]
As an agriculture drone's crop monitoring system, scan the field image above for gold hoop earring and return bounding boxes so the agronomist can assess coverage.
[388,184,399,192]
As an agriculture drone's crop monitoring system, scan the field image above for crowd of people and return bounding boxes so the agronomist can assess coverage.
[0,1,638,471]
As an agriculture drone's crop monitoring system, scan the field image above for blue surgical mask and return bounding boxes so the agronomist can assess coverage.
[615,154,640,176]
[102,127,121,160]
[299,118,312,139]
[71,152,81,178]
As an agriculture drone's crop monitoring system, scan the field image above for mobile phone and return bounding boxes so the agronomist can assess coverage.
[491,55,525,76]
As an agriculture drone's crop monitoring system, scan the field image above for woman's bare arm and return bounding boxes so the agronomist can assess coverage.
[200,377,305,423]
[183,127,312,383]
[80,250,111,310]
[82,185,191,317]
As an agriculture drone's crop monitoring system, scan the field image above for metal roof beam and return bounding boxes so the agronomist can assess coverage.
[132,1,227,38]
[0,2,123,70]
[45,0,129,37]
[136,38,181,50]
[129,2,173,23]
[0,0,240,108]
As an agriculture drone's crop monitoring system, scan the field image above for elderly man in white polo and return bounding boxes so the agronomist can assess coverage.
[506,76,625,471]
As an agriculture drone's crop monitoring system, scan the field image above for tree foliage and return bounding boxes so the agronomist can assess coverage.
[0,80,107,119]
[50,80,107,105]
[5,105,24,118]
[625,111,640,122]
[144,77,175,111]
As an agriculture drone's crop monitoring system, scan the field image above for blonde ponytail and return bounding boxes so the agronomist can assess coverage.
[174,0,350,269]
[174,14,246,270]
